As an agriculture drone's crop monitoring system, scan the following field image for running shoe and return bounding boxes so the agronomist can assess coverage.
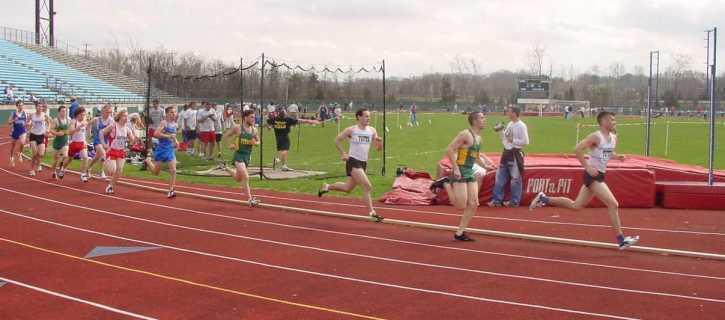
[105,185,114,194]
[248,197,260,207]
[369,212,385,223]
[52,171,58,180]
[29,170,36,177]
[58,170,65,179]
[281,165,293,172]
[318,183,329,197]
[618,235,640,250]
[167,190,177,199]
[529,192,547,211]
[80,173,89,182]
[429,176,449,192]
[454,232,475,242]
[37,165,43,172]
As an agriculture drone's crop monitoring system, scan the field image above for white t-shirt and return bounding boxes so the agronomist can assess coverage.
[214,107,224,133]
[196,108,216,132]
[501,120,529,150]
[184,109,198,130]
[287,104,299,113]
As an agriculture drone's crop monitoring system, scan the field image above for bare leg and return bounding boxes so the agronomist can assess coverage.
[168,160,177,192]
[590,182,623,236]
[350,168,374,214]
[103,158,117,183]
[144,158,161,176]
[327,176,357,193]
[546,185,594,210]
[445,182,468,210]
[280,150,289,167]
[88,145,106,174]
[455,181,480,235]
[234,161,253,202]
[109,159,125,187]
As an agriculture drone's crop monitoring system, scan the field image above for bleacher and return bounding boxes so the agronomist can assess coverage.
[0,39,145,104]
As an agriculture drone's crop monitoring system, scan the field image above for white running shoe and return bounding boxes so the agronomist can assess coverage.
[80,173,89,183]
[37,165,43,172]
[618,236,640,250]
[29,170,36,177]
[529,192,547,211]
[105,184,114,194]
[248,197,260,207]
[281,165,292,171]
[167,190,177,199]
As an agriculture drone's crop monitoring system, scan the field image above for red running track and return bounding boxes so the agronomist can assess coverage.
[1,147,725,318]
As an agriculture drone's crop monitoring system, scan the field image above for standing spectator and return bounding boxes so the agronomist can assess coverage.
[334,104,343,123]
[213,104,225,159]
[68,97,80,118]
[488,106,530,207]
[196,102,217,160]
[183,102,198,155]
[410,103,418,126]
[5,86,14,102]
[147,99,164,139]
[318,103,329,127]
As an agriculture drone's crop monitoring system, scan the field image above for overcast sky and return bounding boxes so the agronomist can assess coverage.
[3,0,724,77]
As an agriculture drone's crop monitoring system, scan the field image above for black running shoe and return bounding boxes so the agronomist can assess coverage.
[454,232,475,242]
[369,212,384,223]
[318,184,329,197]
[429,176,450,192]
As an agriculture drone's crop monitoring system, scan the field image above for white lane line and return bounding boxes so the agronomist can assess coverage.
[0,208,639,320]
[1,187,723,305]
[119,177,725,237]
[0,276,157,320]
[3,168,724,281]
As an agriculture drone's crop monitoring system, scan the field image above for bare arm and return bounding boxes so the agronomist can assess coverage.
[154,120,167,139]
[335,127,353,160]
[477,152,496,170]
[575,133,599,175]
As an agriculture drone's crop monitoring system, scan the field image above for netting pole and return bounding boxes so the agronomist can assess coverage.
[239,57,243,107]
[259,53,265,180]
[575,123,580,144]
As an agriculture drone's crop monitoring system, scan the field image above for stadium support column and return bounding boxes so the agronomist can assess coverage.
[259,54,265,180]
[382,59,387,176]
[144,58,153,159]
[708,27,717,186]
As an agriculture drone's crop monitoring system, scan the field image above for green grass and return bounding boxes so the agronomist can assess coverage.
[38,113,725,199]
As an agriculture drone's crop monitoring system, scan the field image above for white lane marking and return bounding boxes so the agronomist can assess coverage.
[0,208,639,320]
[1,187,724,305]
[120,177,725,237]
[3,168,725,282]
[0,276,157,320]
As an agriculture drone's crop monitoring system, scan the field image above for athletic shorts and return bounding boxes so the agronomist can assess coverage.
[583,171,605,188]
[275,135,290,151]
[28,133,45,145]
[107,148,126,160]
[183,130,197,141]
[215,133,222,143]
[10,126,25,140]
[233,150,251,167]
[68,141,85,158]
[345,157,367,176]
[450,166,476,183]
[199,131,215,143]
[154,147,176,162]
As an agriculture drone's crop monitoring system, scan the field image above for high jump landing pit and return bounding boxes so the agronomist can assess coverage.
[191,165,326,180]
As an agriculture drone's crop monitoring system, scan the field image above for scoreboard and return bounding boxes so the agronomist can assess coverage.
[518,77,551,99]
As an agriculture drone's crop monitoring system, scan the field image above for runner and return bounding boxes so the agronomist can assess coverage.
[267,107,319,171]
[430,111,495,241]
[529,111,640,250]
[318,108,384,222]
[222,110,260,207]
[49,105,71,180]
[63,107,90,182]
[7,100,28,167]
[27,102,52,176]
[87,104,114,178]
[144,106,179,198]
[101,110,138,194]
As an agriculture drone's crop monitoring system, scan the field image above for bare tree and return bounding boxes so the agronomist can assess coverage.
[527,43,546,76]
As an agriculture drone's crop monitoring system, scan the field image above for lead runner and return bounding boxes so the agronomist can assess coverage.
[529,111,639,250]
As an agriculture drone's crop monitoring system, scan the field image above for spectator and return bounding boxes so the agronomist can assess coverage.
[488,106,530,207]
[69,97,80,119]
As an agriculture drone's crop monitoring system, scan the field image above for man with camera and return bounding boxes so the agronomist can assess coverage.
[488,106,529,207]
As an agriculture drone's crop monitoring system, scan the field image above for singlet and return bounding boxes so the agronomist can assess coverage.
[70,120,87,142]
[109,125,129,150]
[157,121,178,150]
[236,126,256,155]
[455,129,481,169]
[29,113,47,135]
[588,131,616,173]
[93,117,114,145]
[11,111,27,131]
[53,117,70,148]
[348,126,374,162]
